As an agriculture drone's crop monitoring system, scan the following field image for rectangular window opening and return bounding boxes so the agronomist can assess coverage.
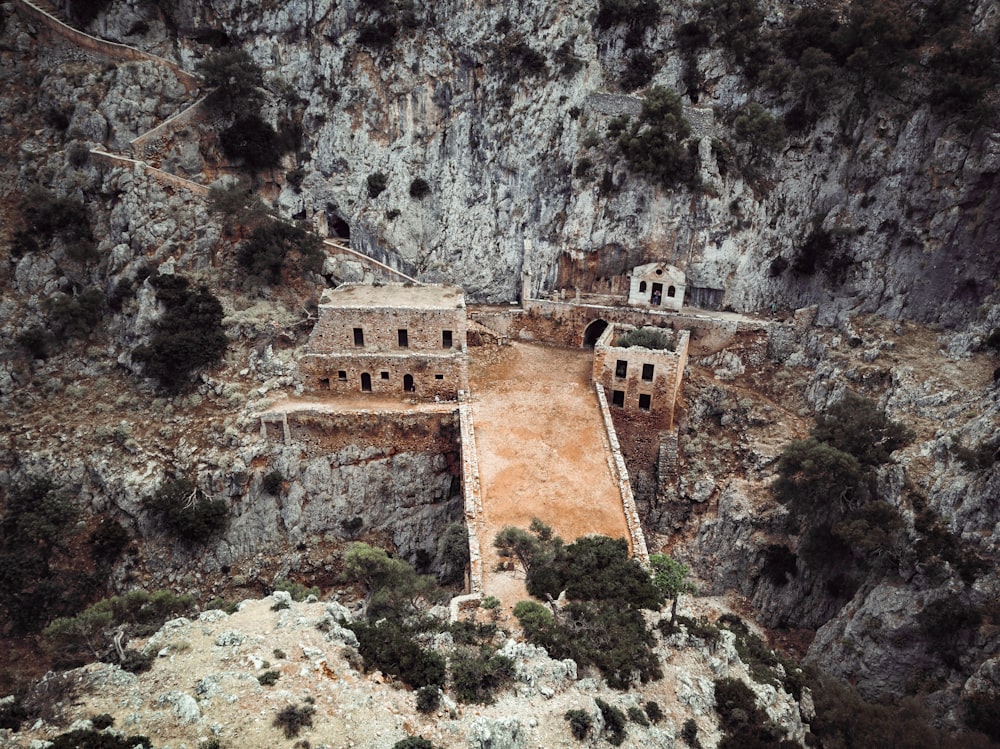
[638,393,651,411]
[398,329,409,347]
[434,374,444,380]
[642,363,654,381]
[612,389,625,407]
[442,330,453,348]
[380,371,389,380]
[615,360,628,378]
[353,327,364,346]
[337,370,347,382]
[319,377,330,388]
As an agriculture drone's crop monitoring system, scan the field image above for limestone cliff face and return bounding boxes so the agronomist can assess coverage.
[79,0,1000,327]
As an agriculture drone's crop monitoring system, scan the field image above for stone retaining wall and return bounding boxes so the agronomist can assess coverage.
[12,0,201,91]
[593,383,649,565]
[458,402,485,594]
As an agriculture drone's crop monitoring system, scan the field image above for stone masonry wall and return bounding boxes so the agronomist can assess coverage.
[298,351,468,400]
[307,305,467,354]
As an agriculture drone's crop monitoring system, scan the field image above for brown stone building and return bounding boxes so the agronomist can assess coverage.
[592,324,689,427]
[298,283,469,400]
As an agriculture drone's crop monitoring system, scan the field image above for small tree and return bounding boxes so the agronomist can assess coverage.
[650,553,696,622]
[198,49,265,116]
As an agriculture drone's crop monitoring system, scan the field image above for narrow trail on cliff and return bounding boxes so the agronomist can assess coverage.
[469,341,632,609]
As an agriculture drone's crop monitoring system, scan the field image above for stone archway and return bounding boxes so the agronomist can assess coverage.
[583,319,609,347]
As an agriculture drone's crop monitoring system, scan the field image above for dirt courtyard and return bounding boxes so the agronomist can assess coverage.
[469,342,632,606]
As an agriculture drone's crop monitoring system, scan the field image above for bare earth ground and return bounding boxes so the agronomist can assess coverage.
[469,342,631,609]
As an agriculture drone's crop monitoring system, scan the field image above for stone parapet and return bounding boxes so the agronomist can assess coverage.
[459,403,484,594]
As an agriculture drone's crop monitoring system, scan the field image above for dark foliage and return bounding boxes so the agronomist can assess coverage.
[951,437,1000,471]
[258,669,280,686]
[415,685,440,713]
[273,704,314,739]
[131,274,227,393]
[0,698,27,731]
[627,705,649,726]
[90,714,114,730]
[811,392,913,467]
[917,594,982,668]
[45,288,104,342]
[16,326,51,359]
[505,42,548,79]
[220,115,285,171]
[349,620,446,689]
[19,188,95,260]
[617,87,698,190]
[564,708,592,740]
[367,171,388,198]
[392,738,436,749]
[437,522,470,585]
[89,518,130,568]
[595,698,627,746]
[48,729,152,749]
[0,479,98,636]
[448,648,514,704]
[645,701,663,724]
[144,477,228,544]
[680,717,700,747]
[621,52,656,91]
[962,691,1000,742]
[357,20,398,48]
[761,544,797,586]
[594,0,658,48]
[409,177,431,199]
[714,677,790,748]
[262,470,283,495]
[198,49,265,115]
[237,220,323,284]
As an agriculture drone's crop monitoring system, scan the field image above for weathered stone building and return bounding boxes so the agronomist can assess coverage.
[627,263,686,312]
[298,283,468,400]
[592,324,689,428]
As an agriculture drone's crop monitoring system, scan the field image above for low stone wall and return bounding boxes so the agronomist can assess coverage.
[458,402,485,594]
[90,149,209,196]
[12,0,201,91]
[593,383,650,565]
[130,95,208,158]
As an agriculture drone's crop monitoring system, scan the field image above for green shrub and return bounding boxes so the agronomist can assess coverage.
[357,20,398,48]
[811,392,913,467]
[258,669,280,686]
[144,477,228,544]
[274,578,319,602]
[564,708,592,740]
[198,49,265,116]
[16,326,51,359]
[951,437,1000,471]
[680,717,700,747]
[367,171,388,198]
[272,703,314,738]
[917,594,982,668]
[131,274,227,393]
[392,738,436,749]
[349,620,445,688]
[90,713,114,729]
[45,288,104,341]
[437,522,470,585]
[415,685,440,713]
[645,701,663,723]
[617,86,697,190]
[595,699,627,746]
[449,648,514,704]
[620,52,656,91]
[89,518,130,568]
[220,115,285,172]
[615,326,674,350]
[409,177,431,199]
[628,705,649,726]
[341,542,438,620]
[47,728,152,749]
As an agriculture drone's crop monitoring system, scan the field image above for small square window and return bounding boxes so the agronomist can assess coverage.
[353,328,364,346]
[434,374,444,380]
[337,370,347,381]
[398,329,409,347]
[319,377,330,388]
[638,393,651,411]
[615,360,628,378]
[380,371,389,380]
[612,389,625,407]
[642,363,654,381]
[442,330,453,348]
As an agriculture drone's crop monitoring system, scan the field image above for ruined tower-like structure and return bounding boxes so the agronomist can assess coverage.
[298,283,469,401]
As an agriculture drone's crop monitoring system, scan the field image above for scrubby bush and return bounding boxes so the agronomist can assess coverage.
[409,177,431,199]
[449,648,514,704]
[564,708,592,740]
[144,477,229,544]
[198,49,265,115]
[392,738,436,749]
[258,669,280,686]
[917,594,982,667]
[620,51,656,91]
[596,699,627,746]
[367,171,388,198]
[273,703,314,739]
[274,578,319,602]
[19,188,96,260]
[262,470,283,495]
[341,542,437,619]
[415,685,440,713]
[437,522,470,585]
[645,701,663,723]
[811,392,912,467]
[131,274,227,393]
[47,729,153,749]
[627,705,650,726]
[357,20,398,48]
[615,326,674,350]
[237,220,324,284]
[220,115,285,171]
[617,86,698,190]
[349,620,446,689]
[45,288,104,342]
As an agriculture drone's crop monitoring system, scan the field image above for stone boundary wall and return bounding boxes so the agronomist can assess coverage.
[323,239,422,284]
[89,149,209,196]
[12,0,201,91]
[130,95,208,157]
[593,383,650,565]
[458,402,485,594]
